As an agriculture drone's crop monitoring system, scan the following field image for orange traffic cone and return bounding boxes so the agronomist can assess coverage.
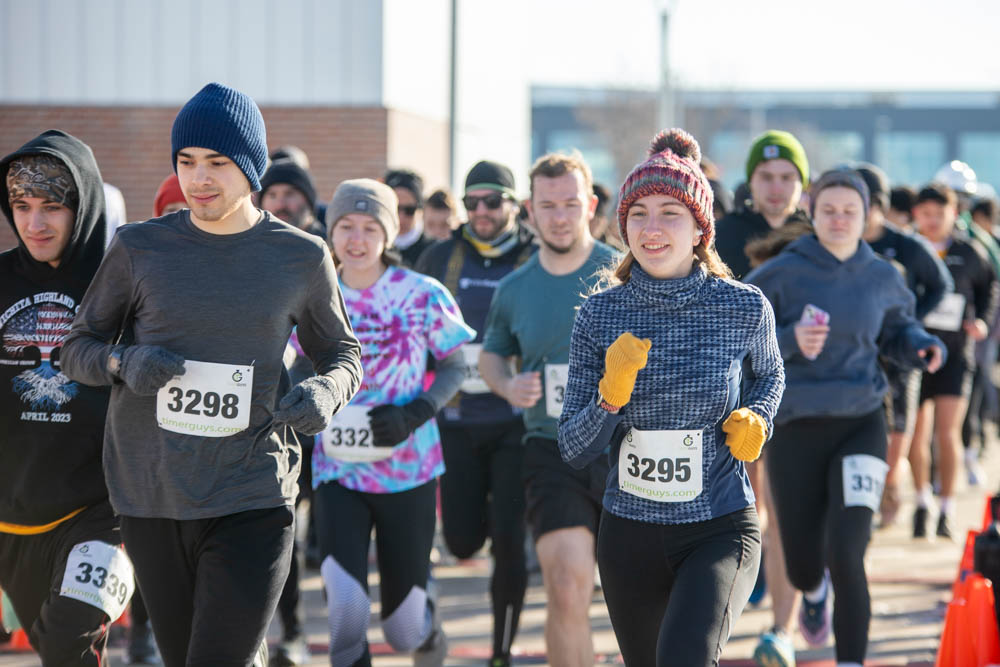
[957,530,980,596]
[937,574,1000,667]
[7,628,32,652]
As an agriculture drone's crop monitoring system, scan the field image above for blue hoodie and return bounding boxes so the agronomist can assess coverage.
[746,234,943,425]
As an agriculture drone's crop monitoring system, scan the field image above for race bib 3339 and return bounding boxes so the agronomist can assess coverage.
[60,541,134,621]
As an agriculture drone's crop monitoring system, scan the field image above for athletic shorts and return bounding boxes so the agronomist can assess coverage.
[883,364,921,433]
[522,437,607,542]
[920,347,973,401]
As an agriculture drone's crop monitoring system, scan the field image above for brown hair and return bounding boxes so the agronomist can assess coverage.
[529,151,594,200]
[425,188,455,212]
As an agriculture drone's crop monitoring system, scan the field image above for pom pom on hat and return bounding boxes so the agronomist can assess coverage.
[648,128,702,163]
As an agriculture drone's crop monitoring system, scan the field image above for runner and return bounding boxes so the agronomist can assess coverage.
[857,163,953,527]
[558,129,784,666]
[260,157,324,237]
[747,168,945,666]
[416,160,536,667]
[479,151,618,667]
[908,182,998,539]
[62,82,363,666]
[386,169,435,267]
[312,178,474,667]
[0,129,130,666]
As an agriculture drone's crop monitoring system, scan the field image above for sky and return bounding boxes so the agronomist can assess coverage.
[521,0,1000,91]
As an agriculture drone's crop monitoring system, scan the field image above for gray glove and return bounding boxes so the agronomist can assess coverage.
[273,376,339,436]
[121,345,186,396]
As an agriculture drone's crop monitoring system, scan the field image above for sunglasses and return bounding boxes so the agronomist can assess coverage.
[398,204,419,217]
[463,193,508,211]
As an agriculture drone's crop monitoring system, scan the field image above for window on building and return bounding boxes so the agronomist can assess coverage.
[959,132,1000,192]
[875,132,946,186]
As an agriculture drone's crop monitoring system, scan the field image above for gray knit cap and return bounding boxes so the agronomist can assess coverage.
[326,179,400,247]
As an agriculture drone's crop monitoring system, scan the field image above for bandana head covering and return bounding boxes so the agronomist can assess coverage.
[6,154,78,210]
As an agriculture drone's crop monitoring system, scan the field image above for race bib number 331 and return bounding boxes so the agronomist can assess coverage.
[156,360,253,437]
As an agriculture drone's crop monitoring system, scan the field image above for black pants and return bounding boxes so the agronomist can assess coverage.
[439,420,527,659]
[314,479,437,667]
[120,506,295,667]
[766,409,887,664]
[276,440,313,641]
[0,501,120,666]
[598,507,760,667]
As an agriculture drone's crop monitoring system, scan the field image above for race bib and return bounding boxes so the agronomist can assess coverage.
[923,293,966,332]
[60,541,134,621]
[619,428,702,503]
[320,405,391,463]
[842,454,888,511]
[544,363,569,419]
[156,360,253,437]
[459,344,490,394]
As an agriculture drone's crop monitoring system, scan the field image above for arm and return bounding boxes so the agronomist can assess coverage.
[294,252,363,412]
[972,248,999,331]
[479,284,542,408]
[739,296,785,438]
[557,303,623,469]
[878,274,945,370]
[418,349,464,411]
[908,235,953,319]
[62,236,135,386]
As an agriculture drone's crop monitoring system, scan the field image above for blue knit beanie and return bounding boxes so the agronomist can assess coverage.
[171,83,268,191]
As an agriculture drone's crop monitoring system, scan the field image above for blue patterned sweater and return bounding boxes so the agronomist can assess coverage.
[557,263,785,524]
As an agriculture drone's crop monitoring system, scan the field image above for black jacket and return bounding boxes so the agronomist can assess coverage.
[868,223,953,320]
[0,130,110,526]
[715,208,811,280]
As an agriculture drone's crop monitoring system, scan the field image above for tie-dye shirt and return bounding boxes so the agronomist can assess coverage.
[313,265,476,493]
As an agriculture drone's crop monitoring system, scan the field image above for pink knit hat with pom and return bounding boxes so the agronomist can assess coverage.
[616,128,715,248]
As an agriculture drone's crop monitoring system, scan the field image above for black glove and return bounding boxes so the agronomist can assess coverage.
[121,345,186,396]
[274,376,339,436]
[367,398,436,447]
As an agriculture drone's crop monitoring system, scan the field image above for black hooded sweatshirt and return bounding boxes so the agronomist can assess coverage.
[0,130,109,528]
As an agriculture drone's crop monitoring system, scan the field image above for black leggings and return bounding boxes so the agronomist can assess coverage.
[766,409,887,664]
[313,479,438,667]
[120,506,295,667]
[597,507,760,667]
[438,420,527,659]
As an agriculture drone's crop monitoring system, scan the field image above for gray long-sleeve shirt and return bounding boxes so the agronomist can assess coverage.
[62,211,362,519]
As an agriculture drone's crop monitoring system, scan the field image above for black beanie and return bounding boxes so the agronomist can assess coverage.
[854,163,889,212]
[260,159,317,211]
[384,169,424,207]
[464,160,516,196]
[171,82,268,191]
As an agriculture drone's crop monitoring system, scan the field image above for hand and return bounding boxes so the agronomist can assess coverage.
[964,318,989,342]
[367,398,435,447]
[504,371,542,409]
[598,332,652,408]
[919,344,945,373]
[794,324,829,360]
[120,345,185,396]
[274,376,338,436]
[722,408,768,462]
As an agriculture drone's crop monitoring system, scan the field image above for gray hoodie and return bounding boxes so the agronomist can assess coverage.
[746,234,943,424]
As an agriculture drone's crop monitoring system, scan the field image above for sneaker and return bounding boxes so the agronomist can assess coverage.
[125,621,161,664]
[937,513,955,540]
[968,457,988,487]
[489,656,512,667]
[252,641,269,667]
[798,572,832,648]
[753,631,796,667]
[913,506,929,539]
[271,635,309,666]
[414,627,448,667]
[748,551,767,606]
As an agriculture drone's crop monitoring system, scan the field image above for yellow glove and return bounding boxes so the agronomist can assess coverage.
[598,333,652,408]
[722,408,768,462]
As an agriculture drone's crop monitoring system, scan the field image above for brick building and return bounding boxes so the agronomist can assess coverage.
[0,0,530,251]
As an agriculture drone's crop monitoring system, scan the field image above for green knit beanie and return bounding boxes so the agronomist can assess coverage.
[745,130,809,184]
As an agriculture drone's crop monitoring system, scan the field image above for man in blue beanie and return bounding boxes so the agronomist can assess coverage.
[63,82,363,666]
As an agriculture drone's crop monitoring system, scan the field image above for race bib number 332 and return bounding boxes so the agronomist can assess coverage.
[156,360,253,437]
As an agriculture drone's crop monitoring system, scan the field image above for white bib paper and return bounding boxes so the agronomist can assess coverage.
[923,292,966,332]
[544,363,569,419]
[321,405,390,463]
[156,360,253,437]
[842,454,889,512]
[618,428,703,503]
[60,541,134,621]
[459,344,490,394]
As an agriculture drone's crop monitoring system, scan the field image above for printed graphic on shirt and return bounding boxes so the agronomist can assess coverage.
[313,266,475,493]
[0,292,79,418]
